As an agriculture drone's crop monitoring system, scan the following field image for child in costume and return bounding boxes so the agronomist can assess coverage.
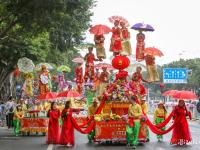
[99,67,110,95]
[144,54,159,82]
[110,20,122,56]
[87,98,98,142]
[126,96,142,149]
[13,105,24,136]
[120,21,132,56]
[75,63,83,93]
[153,101,167,142]
[84,47,99,82]
[94,34,106,61]
[136,31,145,61]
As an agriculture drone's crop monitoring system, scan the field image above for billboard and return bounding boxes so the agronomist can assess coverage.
[163,68,188,84]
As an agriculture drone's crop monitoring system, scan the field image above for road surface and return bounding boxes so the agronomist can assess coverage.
[1,120,200,150]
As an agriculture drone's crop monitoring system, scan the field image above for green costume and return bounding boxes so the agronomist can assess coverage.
[86,89,96,107]
[88,129,95,142]
[126,103,142,146]
[126,122,141,146]
[155,117,165,139]
[13,119,21,136]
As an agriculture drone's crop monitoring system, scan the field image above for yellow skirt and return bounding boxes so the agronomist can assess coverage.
[99,83,108,96]
[121,40,132,56]
[95,43,106,59]
[147,65,159,82]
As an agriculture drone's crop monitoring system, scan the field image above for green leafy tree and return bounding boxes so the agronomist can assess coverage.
[0,0,95,99]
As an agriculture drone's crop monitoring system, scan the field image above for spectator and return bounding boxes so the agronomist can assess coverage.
[0,101,5,127]
[5,96,15,129]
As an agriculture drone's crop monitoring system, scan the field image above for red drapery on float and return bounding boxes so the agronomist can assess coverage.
[151,111,174,129]
[68,95,107,133]
[68,93,189,138]
[146,115,181,135]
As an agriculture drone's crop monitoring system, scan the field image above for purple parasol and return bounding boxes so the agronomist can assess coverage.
[131,23,155,32]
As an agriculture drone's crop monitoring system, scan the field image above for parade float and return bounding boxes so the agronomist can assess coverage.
[92,55,148,143]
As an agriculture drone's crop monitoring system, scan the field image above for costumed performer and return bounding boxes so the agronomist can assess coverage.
[109,70,114,83]
[58,73,67,92]
[140,98,150,142]
[94,68,100,95]
[94,34,106,61]
[13,105,24,136]
[75,63,83,93]
[46,102,60,144]
[23,73,34,97]
[170,99,192,145]
[153,101,167,142]
[126,96,142,149]
[87,98,99,143]
[120,21,132,56]
[39,65,50,94]
[20,99,28,114]
[110,20,122,56]
[59,101,74,147]
[99,66,110,95]
[136,31,145,61]
[86,85,96,107]
[132,66,149,83]
[129,67,147,103]
[144,54,159,82]
[84,47,99,82]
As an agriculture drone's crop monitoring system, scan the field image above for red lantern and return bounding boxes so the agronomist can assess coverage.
[112,56,130,70]
[159,83,165,88]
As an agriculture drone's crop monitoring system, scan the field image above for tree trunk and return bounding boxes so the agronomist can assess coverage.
[0,67,12,101]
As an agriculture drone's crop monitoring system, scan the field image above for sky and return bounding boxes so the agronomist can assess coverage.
[83,0,200,65]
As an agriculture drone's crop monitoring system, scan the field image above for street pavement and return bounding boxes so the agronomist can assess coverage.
[1,120,200,150]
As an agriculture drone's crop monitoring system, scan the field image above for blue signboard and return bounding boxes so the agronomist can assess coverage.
[163,68,188,84]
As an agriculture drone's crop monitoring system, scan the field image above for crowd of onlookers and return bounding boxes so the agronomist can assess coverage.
[0,96,39,128]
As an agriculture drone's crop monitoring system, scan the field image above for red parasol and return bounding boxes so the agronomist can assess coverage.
[37,92,58,100]
[144,47,164,57]
[162,90,179,96]
[57,90,69,98]
[172,90,198,100]
[108,16,129,27]
[94,63,114,70]
[89,24,111,35]
[67,90,82,99]
[72,57,84,63]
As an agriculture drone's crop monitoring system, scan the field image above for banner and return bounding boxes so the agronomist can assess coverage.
[21,118,49,133]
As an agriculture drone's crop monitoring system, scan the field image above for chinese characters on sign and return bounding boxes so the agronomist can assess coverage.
[163,68,188,84]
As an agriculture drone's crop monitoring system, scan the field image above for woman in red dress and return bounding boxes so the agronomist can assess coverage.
[75,63,83,93]
[84,47,99,82]
[59,101,74,147]
[46,102,61,144]
[110,20,122,56]
[170,100,192,145]
[136,31,145,61]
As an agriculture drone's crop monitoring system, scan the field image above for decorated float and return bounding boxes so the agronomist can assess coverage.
[92,55,148,143]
